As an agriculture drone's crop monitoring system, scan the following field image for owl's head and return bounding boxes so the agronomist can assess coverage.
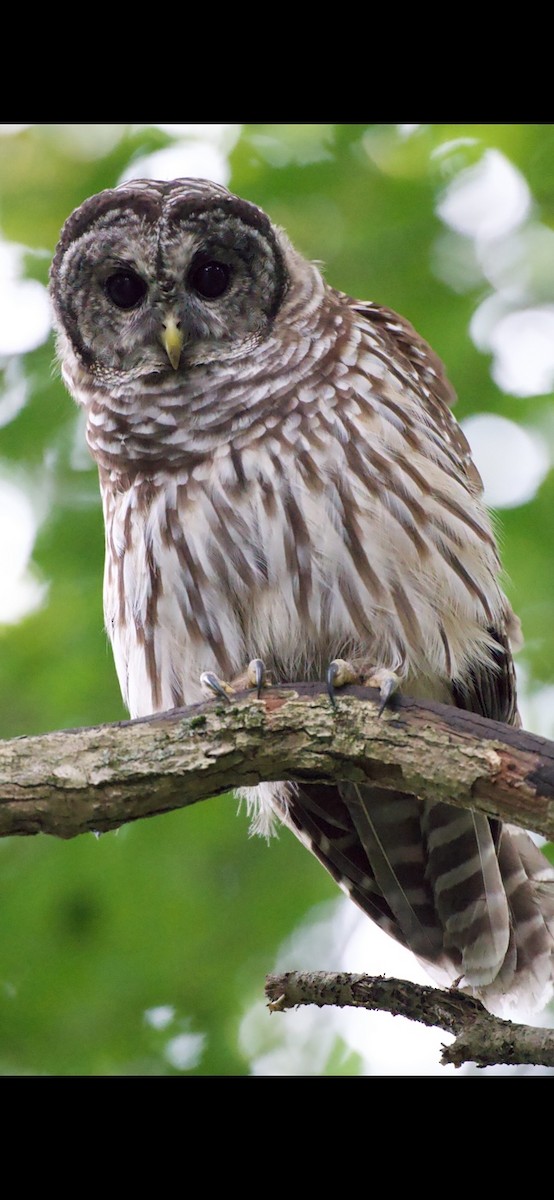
[50,178,290,383]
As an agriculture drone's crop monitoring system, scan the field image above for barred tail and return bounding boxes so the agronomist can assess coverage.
[268,781,554,1014]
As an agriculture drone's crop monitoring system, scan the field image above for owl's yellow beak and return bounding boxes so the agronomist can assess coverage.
[161,317,184,370]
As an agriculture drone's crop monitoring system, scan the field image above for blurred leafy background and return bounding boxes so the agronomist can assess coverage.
[1,123,554,1076]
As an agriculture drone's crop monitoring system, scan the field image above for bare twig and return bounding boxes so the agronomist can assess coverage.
[265,971,554,1069]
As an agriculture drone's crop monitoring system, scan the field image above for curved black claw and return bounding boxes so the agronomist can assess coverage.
[326,659,358,709]
[200,671,234,704]
[326,661,340,709]
[248,658,266,700]
[377,679,396,717]
[368,668,401,717]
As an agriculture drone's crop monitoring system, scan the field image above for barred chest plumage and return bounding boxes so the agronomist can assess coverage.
[87,294,510,722]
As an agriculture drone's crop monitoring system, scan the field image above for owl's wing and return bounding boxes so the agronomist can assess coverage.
[352,300,458,407]
[351,299,485,494]
[274,302,554,1010]
[451,624,520,726]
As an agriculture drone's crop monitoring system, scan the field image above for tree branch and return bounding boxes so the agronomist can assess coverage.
[1,682,554,840]
[265,971,554,1069]
[3,682,554,1070]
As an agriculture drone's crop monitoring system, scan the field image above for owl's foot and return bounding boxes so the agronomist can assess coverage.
[200,658,268,704]
[326,659,400,716]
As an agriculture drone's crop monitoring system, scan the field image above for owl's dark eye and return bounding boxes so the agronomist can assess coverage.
[104,270,147,310]
[190,260,231,300]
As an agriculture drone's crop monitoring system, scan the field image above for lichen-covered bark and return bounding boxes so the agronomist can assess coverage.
[3,681,554,1069]
[1,682,554,841]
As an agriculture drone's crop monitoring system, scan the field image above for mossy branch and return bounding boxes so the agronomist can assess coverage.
[3,681,554,1070]
[1,682,553,841]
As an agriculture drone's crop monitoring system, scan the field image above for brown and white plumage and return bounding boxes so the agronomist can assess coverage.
[50,176,554,1014]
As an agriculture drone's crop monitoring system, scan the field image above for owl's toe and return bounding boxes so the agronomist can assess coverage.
[245,658,267,698]
[326,660,400,715]
[200,659,269,704]
[326,658,360,708]
[200,672,235,704]
[366,667,400,716]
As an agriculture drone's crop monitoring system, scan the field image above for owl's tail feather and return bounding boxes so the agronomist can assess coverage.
[421,800,511,987]
[280,781,406,939]
[283,782,456,981]
[280,782,554,1015]
[471,826,554,1015]
[343,784,451,966]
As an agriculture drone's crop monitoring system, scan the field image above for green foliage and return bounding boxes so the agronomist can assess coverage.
[1,124,553,1075]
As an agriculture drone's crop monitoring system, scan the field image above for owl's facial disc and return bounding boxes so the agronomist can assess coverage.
[50,178,290,384]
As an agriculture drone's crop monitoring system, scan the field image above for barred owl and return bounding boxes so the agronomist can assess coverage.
[50,176,554,1014]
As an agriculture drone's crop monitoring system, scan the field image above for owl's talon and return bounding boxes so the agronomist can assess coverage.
[200,671,235,704]
[326,658,359,708]
[201,661,269,704]
[367,667,400,716]
[246,658,267,699]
